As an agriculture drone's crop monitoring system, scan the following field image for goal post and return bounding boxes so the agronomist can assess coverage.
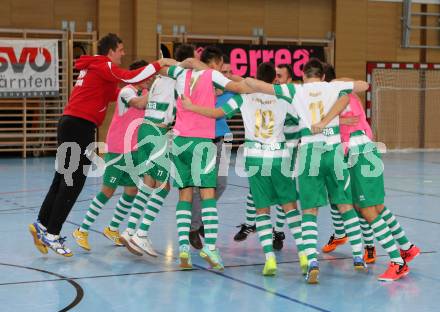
[366,62,440,150]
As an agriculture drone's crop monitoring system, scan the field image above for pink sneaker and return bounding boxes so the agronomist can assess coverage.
[400,245,420,263]
[378,262,409,282]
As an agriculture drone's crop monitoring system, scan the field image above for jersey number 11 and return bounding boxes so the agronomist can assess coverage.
[309,101,324,124]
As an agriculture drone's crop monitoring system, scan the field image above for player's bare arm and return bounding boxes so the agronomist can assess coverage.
[311,95,350,133]
[244,77,275,95]
[180,95,225,118]
[128,94,149,110]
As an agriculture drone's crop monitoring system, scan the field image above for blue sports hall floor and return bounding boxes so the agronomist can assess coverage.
[0,151,439,312]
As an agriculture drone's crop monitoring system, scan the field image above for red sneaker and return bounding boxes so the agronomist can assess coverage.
[321,234,348,253]
[400,245,420,263]
[378,262,409,282]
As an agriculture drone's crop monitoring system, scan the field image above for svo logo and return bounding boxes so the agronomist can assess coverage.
[0,47,52,73]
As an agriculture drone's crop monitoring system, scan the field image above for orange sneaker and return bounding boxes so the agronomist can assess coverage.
[363,246,376,264]
[321,234,348,253]
[378,262,409,282]
[400,245,420,263]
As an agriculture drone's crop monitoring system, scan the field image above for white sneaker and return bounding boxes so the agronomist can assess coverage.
[131,233,158,257]
[120,229,143,256]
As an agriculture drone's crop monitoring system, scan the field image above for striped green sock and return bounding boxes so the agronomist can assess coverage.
[274,205,286,232]
[127,186,151,235]
[341,209,363,258]
[256,213,274,260]
[285,209,303,252]
[176,201,192,248]
[80,192,110,232]
[381,206,412,250]
[109,193,135,231]
[137,188,169,236]
[302,213,318,264]
[358,214,375,247]
[245,193,256,226]
[202,198,218,251]
[371,215,404,265]
[330,204,345,239]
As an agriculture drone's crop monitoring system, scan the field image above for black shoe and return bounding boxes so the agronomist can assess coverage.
[273,229,285,251]
[233,223,256,241]
[189,230,203,250]
[198,225,205,238]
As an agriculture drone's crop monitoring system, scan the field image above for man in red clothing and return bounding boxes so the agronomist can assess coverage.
[28,33,176,257]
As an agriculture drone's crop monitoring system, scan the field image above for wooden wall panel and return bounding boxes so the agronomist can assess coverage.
[134,0,158,62]
[54,0,97,32]
[157,0,192,35]
[98,0,120,35]
[10,0,54,29]
[0,0,96,31]
[335,0,368,80]
[119,0,135,67]
[228,0,265,36]
[263,0,300,37]
[0,1,12,28]
[426,4,440,62]
[367,2,398,62]
[298,0,333,39]
[191,0,229,35]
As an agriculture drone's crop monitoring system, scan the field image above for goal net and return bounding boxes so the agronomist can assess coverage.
[368,63,440,150]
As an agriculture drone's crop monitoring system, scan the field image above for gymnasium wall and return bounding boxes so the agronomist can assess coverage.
[1,0,439,147]
[0,0,97,32]
[2,0,439,81]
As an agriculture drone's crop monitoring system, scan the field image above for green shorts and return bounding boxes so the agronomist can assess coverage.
[103,151,140,188]
[245,157,298,209]
[298,143,352,210]
[137,123,170,182]
[171,136,218,189]
[348,145,385,208]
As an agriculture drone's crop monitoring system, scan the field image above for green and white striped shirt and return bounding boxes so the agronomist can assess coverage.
[145,75,176,125]
[273,81,353,145]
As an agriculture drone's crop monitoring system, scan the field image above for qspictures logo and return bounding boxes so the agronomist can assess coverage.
[0,40,59,98]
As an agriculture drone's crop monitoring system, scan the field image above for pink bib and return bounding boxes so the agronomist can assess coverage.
[173,69,216,139]
[340,93,373,145]
[106,86,146,153]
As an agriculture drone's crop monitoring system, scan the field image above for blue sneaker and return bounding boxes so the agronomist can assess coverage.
[41,234,73,257]
[200,246,224,271]
[179,245,192,270]
[305,261,319,284]
[28,221,48,254]
[354,256,368,272]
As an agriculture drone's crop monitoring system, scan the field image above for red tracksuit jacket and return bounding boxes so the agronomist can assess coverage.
[63,55,161,126]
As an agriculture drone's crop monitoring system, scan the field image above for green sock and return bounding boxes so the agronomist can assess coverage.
[341,209,363,258]
[274,205,286,232]
[370,215,404,265]
[330,204,345,239]
[381,206,412,250]
[137,188,169,236]
[358,214,375,247]
[176,201,192,248]
[245,192,256,226]
[201,198,218,251]
[285,209,304,252]
[80,192,110,232]
[256,213,275,260]
[109,193,135,231]
[302,213,318,264]
[127,186,151,235]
